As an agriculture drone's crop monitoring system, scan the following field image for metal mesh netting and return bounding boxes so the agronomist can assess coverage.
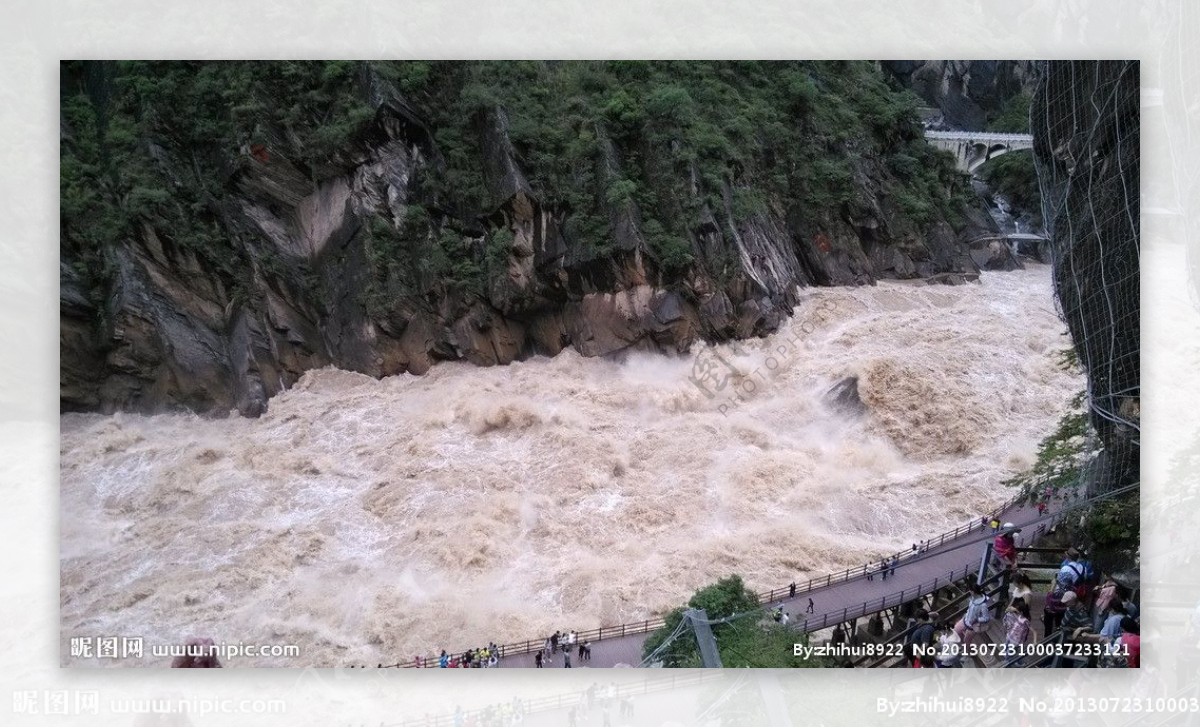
[1032,60,1140,494]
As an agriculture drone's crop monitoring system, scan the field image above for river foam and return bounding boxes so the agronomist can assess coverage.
[60,265,1081,666]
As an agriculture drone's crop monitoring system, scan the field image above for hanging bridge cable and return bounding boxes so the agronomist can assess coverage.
[637,614,694,667]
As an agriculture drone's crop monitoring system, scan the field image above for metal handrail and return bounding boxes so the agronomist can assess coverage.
[362,489,1036,668]
[754,490,1029,606]
[857,568,1012,668]
[795,562,977,638]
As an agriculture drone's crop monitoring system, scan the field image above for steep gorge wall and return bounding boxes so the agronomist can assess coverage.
[1032,60,1140,490]
[61,61,1005,417]
[882,61,1037,131]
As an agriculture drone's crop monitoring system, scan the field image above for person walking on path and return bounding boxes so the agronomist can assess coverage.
[994,524,1019,571]
[564,651,572,668]
[880,559,889,581]
[1043,582,1068,637]
[551,631,560,654]
[1003,601,1033,666]
[1060,591,1092,634]
[806,598,815,614]
[935,622,963,668]
[889,556,898,578]
[957,583,993,644]
[534,650,544,668]
[789,582,797,598]
[1093,573,1121,631]
[1010,572,1034,609]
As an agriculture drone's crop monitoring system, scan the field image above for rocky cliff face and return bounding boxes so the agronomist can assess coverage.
[1032,60,1140,490]
[61,61,1005,417]
[882,61,1037,131]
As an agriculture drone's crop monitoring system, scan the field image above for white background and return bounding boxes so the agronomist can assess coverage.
[1,0,1196,724]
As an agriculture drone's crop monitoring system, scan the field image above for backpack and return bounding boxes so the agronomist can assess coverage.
[1063,562,1093,598]
[1044,587,1067,614]
[969,596,992,626]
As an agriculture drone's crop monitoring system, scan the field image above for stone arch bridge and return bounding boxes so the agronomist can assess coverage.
[924,130,1033,173]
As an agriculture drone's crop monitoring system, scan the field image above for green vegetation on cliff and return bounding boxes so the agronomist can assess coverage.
[978,152,1041,226]
[986,91,1032,134]
[1004,348,1137,558]
[61,60,976,305]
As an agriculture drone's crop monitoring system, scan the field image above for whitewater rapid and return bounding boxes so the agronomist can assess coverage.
[60,265,1081,666]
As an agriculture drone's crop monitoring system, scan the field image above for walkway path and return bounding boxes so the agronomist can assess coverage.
[494,497,1046,669]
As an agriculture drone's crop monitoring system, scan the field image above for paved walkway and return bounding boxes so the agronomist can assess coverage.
[496,498,1048,669]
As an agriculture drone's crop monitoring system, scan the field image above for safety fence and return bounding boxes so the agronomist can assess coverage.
[357,491,1035,668]
[751,491,1027,605]
[854,515,1065,668]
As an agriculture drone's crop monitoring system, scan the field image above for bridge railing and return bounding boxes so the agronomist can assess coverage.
[923,130,1034,142]
[357,490,1033,668]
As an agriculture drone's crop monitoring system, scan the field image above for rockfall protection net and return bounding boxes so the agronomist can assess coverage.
[1032,60,1140,494]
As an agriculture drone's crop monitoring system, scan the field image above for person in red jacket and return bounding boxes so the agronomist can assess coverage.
[993,524,1019,571]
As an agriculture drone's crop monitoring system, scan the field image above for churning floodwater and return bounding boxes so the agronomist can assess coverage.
[60,265,1081,666]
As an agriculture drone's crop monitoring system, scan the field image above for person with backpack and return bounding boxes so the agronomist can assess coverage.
[1056,548,1086,590]
[1073,550,1097,599]
[957,583,992,644]
[906,610,936,664]
[1043,582,1068,637]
